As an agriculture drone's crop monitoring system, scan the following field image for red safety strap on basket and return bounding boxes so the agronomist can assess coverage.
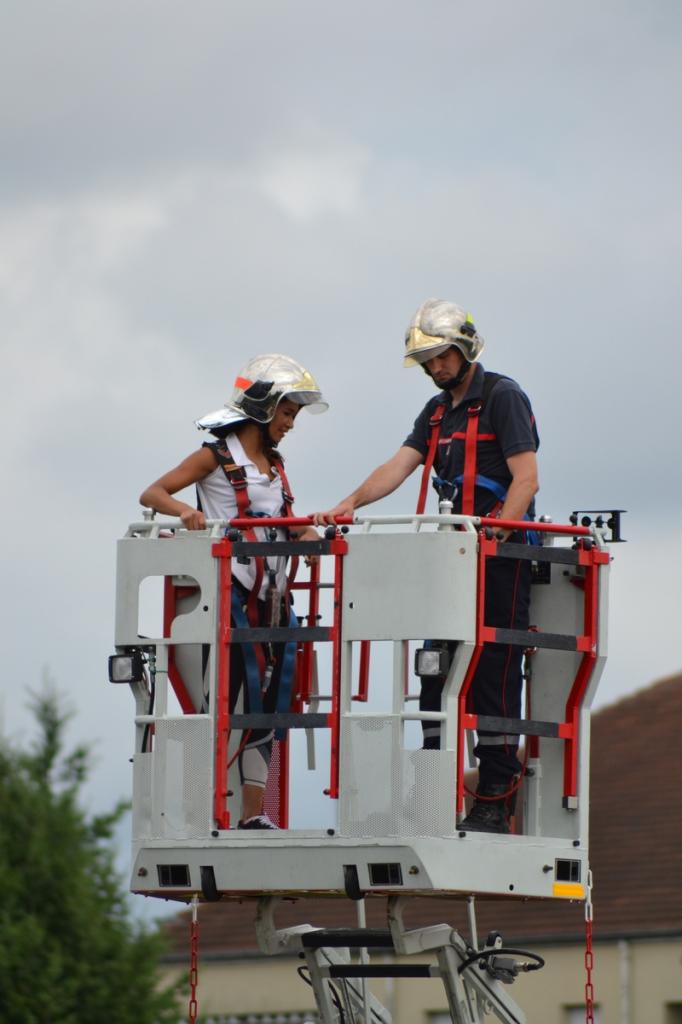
[416,403,446,514]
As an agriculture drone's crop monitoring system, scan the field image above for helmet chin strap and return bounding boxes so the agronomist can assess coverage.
[422,353,471,392]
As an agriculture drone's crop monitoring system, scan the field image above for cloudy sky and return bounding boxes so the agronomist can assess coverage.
[2,0,680,899]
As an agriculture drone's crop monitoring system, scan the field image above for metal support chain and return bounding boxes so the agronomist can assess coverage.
[188,895,199,1024]
[584,869,595,1024]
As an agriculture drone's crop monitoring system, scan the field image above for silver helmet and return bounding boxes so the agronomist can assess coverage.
[196,354,328,431]
[404,299,485,367]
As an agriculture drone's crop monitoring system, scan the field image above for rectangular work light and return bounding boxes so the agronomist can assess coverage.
[414,647,450,678]
[108,650,145,684]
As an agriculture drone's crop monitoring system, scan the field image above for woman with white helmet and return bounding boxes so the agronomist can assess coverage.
[140,354,327,829]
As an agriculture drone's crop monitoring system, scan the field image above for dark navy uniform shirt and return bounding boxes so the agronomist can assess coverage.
[403,363,540,517]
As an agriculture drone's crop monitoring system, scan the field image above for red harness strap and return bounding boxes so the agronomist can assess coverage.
[215,450,267,683]
[416,404,446,514]
[210,440,297,680]
[438,431,497,443]
[209,442,267,643]
[214,444,298,611]
[416,376,503,516]
[461,401,482,515]
[273,454,295,519]
[273,456,299,593]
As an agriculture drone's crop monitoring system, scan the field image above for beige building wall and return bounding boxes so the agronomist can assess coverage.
[161,936,682,1023]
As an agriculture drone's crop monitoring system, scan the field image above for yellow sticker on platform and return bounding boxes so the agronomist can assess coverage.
[553,882,585,899]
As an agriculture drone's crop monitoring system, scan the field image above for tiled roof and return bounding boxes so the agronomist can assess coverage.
[163,674,682,955]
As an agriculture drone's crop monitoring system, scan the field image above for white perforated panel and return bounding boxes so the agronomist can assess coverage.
[132,753,152,841]
[339,715,456,837]
[149,718,212,839]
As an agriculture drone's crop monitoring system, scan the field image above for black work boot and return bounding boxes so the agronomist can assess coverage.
[459,782,511,834]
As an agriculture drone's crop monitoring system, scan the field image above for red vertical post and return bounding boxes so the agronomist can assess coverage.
[328,536,347,799]
[278,735,290,828]
[354,641,370,702]
[163,577,198,714]
[212,539,233,830]
[163,575,175,639]
[562,546,606,797]
[455,532,491,814]
[300,559,320,703]
[524,640,540,759]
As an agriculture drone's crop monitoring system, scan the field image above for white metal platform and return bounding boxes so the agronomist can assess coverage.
[112,511,610,909]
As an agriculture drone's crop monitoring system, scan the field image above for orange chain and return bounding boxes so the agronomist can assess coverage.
[188,895,199,1024]
[584,869,594,1023]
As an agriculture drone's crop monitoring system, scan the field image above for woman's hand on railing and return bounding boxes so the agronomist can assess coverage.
[293,523,320,566]
[179,507,207,531]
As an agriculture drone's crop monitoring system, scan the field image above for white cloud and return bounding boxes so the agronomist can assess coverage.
[255,143,370,222]
[0,186,197,493]
[0,191,167,296]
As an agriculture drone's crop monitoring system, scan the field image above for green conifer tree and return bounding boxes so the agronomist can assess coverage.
[0,688,181,1023]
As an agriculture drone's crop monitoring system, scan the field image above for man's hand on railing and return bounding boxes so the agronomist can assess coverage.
[313,500,355,526]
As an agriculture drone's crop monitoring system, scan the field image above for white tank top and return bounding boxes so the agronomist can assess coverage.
[196,432,289,598]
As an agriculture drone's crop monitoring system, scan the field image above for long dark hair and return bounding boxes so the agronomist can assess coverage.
[209,420,284,464]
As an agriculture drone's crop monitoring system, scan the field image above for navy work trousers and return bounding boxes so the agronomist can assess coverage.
[419,537,532,787]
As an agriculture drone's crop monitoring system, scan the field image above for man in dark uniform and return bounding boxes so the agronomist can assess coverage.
[316,298,539,833]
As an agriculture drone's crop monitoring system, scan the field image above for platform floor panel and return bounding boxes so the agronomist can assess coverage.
[131,832,588,903]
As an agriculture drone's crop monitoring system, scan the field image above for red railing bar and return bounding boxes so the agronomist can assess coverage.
[478,517,591,536]
[227,515,354,529]
[225,514,590,537]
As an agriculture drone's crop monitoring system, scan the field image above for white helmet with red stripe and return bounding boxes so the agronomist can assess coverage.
[404,299,485,367]
[196,354,328,430]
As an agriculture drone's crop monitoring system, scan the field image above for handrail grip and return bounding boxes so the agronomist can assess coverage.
[127,513,594,538]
